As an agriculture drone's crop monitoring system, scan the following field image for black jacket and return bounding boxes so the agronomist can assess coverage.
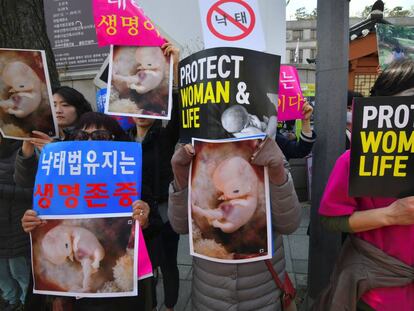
[0,139,31,258]
[276,130,316,161]
[128,95,180,263]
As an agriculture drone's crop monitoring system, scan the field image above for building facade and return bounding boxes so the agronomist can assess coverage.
[285,16,414,86]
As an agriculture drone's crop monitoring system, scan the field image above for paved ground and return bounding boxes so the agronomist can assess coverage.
[155,203,311,311]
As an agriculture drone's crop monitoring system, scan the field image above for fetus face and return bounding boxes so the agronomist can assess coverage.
[1,61,42,117]
[42,226,74,265]
[112,47,140,96]
[211,156,259,233]
[132,47,167,94]
[213,157,256,200]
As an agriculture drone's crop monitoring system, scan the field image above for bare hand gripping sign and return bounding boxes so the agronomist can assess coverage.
[178,47,280,142]
[349,96,414,197]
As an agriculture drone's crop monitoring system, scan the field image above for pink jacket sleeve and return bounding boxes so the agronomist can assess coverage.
[319,151,358,217]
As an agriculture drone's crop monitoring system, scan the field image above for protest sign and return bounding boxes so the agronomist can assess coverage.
[97,88,135,131]
[105,45,173,120]
[278,65,304,121]
[31,217,138,297]
[31,141,142,297]
[189,136,272,264]
[34,141,142,217]
[92,0,166,47]
[0,49,58,140]
[44,0,109,72]
[198,0,266,51]
[136,0,286,60]
[179,47,280,142]
[137,226,153,280]
[301,83,315,98]
[376,24,414,69]
[349,96,414,197]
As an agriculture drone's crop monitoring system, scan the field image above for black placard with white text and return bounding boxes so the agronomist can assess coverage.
[178,47,280,142]
[349,96,414,197]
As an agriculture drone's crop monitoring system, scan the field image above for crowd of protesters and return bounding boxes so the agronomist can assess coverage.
[2,32,414,311]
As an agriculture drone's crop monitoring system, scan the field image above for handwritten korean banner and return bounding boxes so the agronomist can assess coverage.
[34,141,142,218]
[278,65,304,121]
[92,0,166,47]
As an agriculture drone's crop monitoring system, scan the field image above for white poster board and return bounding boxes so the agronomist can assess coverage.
[198,0,266,51]
[137,0,286,59]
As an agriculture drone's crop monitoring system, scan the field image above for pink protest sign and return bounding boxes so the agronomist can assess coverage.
[92,0,166,47]
[277,65,304,121]
[137,226,153,280]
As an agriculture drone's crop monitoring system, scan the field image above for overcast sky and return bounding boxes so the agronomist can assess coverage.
[286,0,414,20]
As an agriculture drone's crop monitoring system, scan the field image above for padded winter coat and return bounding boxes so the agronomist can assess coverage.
[168,174,301,311]
[0,139,31,258]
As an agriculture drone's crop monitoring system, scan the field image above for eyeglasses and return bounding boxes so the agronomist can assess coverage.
[72,130,114,141]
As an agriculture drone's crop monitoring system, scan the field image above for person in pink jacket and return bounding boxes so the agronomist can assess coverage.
[318,59,414,311]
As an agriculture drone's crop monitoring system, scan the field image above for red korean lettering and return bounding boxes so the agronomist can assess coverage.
[58,184,80,209]
[34,184,54,209]
[113,182,138,207]
[84,183,109,208]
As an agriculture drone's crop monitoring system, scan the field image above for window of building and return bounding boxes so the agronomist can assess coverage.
[310,29,317,39]
[292,30,303,40]
[310,48,317,59]
[354,74,378,96]
[289,50,295,63]
[298,49,303,63]
[289,49,303,63]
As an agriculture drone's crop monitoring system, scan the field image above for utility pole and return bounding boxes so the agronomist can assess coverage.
[306,0,349,305]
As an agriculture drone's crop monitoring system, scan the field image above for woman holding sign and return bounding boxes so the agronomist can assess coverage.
[314,59,414,311]
[14,87,93,189]
[168,137,302,311]
[128,42,181,311]
[20,112,162,311]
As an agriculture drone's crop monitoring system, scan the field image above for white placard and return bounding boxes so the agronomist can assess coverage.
[198,0,266,51]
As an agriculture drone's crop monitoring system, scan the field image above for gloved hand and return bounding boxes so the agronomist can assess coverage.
[171,144,194,191]
[251,137,287,185]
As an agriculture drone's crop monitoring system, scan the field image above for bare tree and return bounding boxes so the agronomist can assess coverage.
[0,0,59,87]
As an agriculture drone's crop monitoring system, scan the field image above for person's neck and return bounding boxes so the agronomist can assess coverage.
[136,125,150,140]
[59,125,75,140]
[59,127,65,139]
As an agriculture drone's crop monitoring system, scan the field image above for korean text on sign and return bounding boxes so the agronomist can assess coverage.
[34,141,142,217]
[92,0,166,47]
[278,65,305,121]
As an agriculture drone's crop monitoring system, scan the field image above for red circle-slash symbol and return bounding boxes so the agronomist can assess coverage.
[206,0,256,41]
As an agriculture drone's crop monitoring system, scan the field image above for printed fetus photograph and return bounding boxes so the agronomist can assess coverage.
[106,45,172,120]
[189,137,272,264]
[221,104,278,139]
[0,49,57,139]
[31,217,137,297]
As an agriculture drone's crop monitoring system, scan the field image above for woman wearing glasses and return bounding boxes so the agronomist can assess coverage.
[20,112,162,311]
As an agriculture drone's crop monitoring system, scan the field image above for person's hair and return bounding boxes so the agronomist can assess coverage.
[370,59,414,96]
[52,86,93,118]
[73,112,129,141]
[347,91,363,108]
